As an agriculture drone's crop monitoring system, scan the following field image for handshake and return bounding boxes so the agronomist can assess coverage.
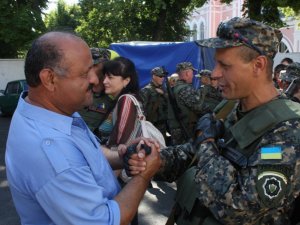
[193,113,225,146]
[122,113,224,177]
[122,141,159,178]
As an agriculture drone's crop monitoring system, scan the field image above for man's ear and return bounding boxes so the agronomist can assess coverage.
[39,69,56,91]
[253,55,267,75]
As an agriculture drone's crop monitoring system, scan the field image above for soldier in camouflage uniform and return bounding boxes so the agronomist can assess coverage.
[197,69,223,111]
[272,63,287,89]
[79,48,118,142]
[168,62,210,145]
[283,62,300,103]
[127,17,300,225]
[196,69,212,87]
[281,63,300,91]
[140,66,169,142]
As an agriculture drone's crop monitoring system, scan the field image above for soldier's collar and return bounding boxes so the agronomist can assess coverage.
[150,80,162,88]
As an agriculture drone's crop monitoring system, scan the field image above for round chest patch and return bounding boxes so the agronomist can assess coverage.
[257,171,288,207]
[263,177,281,199]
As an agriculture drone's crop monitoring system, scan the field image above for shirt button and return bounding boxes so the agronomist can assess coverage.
[45,140,51,146]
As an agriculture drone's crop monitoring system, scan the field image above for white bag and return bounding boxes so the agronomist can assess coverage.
[121,94,166,148]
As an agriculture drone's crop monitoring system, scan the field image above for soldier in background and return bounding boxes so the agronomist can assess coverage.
[281,62,300,91]
[168,73,179,87]
[140,66,169,143]
[167,62,210,145]
[281,57,294,66]
[198,69,223,111]
[272,63,287,89]
[284,62,300,103]
[196,69,211,87]
[79,48,118,142]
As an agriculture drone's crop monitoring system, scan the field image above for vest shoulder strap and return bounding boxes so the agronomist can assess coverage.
[230,99,300,149]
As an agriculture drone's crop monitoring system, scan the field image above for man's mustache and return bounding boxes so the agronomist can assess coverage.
[87,84,94,91]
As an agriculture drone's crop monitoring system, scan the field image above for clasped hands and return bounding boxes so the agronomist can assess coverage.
[119,137,161,178]
[121,113,224,177]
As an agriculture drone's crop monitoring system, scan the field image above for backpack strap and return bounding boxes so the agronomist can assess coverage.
[119,94,145,120]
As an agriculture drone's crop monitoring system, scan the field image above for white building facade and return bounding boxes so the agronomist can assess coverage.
[186,0,300,54]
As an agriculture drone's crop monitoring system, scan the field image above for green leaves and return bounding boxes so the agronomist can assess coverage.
[76,0,198,47]
[44,0,80,32]
[226,0,300,28]
[1,0,299,58]
[0,0,47,58]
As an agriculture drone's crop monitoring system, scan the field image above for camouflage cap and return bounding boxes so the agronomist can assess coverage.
[90,48,111,64]
[197,17,283,59]
[282,62,300,82]
[151,66,167,77]
[176,62,197,73]
[195,69,212,77]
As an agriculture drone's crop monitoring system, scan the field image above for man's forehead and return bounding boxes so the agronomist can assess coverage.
[214,46,240,59]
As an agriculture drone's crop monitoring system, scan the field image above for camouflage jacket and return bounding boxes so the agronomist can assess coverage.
[167,80,210,131]
[201,85,223,112]
[157,97,300,225]
[140,81,168,125]
[79,93,115,132]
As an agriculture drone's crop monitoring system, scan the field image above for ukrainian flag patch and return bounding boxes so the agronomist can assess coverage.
[260,146,282,160]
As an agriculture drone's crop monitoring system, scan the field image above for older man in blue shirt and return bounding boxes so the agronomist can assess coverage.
[5,31,160,225]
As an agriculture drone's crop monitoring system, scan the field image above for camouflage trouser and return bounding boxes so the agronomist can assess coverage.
[170,128,188,145]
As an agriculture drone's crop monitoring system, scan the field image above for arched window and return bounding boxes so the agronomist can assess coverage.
[279,41,289,53]
[193,24,197,41]
[200,22,204,40]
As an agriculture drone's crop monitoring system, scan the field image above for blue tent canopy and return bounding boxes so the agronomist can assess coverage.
[109,41,215,88]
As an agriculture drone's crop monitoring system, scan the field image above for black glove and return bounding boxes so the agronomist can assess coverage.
[123,144,151,177]
[194,113,224,146]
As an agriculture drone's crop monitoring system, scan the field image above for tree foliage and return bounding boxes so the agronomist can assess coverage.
[221,0,300,27]
[280,6,300,20]
[44,0,81,32]
[1,0,299,59]
[76,0,206,48]
[0,0,47,58]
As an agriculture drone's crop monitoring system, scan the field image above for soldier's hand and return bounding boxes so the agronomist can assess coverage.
[194,113,224,145]
[123,140,154,176]
[139,141,161,180]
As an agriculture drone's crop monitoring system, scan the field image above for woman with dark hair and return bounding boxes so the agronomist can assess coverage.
[102,56,142,225]
[102,56,142,147]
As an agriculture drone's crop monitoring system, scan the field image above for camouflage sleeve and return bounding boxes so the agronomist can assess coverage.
[154,142,196,182]
[194,119,300,224]
[140,88,153,118]
[177,86,209,114]
[139,88,150,106]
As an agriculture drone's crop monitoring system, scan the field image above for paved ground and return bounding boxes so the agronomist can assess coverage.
[0,116,176,225]
[139,181,176,225]
[0,116,20,225]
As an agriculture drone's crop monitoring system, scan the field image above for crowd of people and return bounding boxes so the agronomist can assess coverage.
[4,16,300,225]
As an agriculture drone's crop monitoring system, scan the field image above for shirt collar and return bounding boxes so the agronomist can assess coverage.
[19,91,78,135]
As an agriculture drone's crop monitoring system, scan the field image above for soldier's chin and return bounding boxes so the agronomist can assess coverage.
[220,90,233,100]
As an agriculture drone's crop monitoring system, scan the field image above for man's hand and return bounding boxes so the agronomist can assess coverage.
[115,140,161,224]
[138,141,161,180]
[194,113,224,145]
[123,139,160,177]
[123,143,146,176]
